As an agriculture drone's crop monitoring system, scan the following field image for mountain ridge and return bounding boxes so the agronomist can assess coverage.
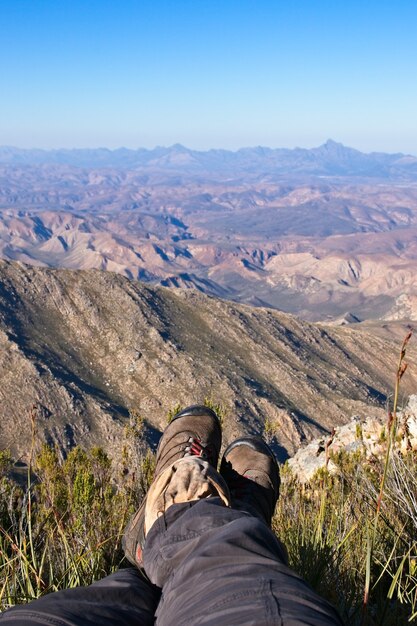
[1,141,417,180]
[0,260,415,463]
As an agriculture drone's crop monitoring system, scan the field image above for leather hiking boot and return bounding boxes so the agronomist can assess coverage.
[220,436,280,526]
[123,405,224,567]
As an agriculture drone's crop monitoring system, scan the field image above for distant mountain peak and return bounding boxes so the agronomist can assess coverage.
[169,143,189,152]
[317,139,355,153]
[323,139,343,148]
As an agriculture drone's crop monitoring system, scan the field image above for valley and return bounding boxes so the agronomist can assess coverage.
[1,142,417,321]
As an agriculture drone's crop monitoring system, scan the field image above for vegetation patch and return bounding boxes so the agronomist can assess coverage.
[1,336,417,624]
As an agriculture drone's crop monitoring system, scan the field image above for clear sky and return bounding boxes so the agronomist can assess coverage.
[1,0,417,153]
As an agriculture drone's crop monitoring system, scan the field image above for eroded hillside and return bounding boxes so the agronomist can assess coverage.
[2,143,417,320]
[0,261,415,461]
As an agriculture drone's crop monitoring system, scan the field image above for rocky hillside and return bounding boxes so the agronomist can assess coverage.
[0,261,415,462]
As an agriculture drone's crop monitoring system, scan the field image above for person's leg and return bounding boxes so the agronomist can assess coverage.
[0,568,160,626]
[123,405,343,626]
[123,405,225,568]
[144,499,342,626]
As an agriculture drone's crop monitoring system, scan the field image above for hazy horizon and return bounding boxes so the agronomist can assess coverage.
[2,139,417,158]
[2,1,417,154]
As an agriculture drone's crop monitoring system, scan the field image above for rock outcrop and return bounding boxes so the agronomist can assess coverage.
[288,395,417,483]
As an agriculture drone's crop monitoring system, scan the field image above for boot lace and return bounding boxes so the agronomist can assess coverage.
[184,437,215,464]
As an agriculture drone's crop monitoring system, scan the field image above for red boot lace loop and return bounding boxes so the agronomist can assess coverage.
[185,437,215,464]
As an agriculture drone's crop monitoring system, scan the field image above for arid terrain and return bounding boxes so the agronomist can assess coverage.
[1,143,417,460]
[0,260,415,463]
[1,141,417,321]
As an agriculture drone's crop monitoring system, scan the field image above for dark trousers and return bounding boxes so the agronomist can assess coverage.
[0,498,343,625]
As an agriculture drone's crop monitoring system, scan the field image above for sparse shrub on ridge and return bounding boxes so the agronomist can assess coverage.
[263,415,275,444]
[166,399,227,426]
[167,403,182,424]
[0,421,155,610]
[203,397,227,427]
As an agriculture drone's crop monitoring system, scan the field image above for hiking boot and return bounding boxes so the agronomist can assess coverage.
[220,436,280,526]
[123,405,224,567]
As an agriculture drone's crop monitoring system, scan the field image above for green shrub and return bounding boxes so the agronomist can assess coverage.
[167,403,183,424]
[203,397,227,426]
[0,444,149,610]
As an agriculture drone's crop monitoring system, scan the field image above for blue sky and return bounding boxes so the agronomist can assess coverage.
[1,0,417,153]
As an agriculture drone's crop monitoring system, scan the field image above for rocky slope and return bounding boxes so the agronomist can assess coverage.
[0,261,415,463]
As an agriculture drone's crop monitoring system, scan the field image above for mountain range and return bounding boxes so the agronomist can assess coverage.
[1,141,417,321]
[1,140,417,180]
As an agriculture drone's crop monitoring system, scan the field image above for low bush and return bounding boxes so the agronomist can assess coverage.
[0,440,154,609]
